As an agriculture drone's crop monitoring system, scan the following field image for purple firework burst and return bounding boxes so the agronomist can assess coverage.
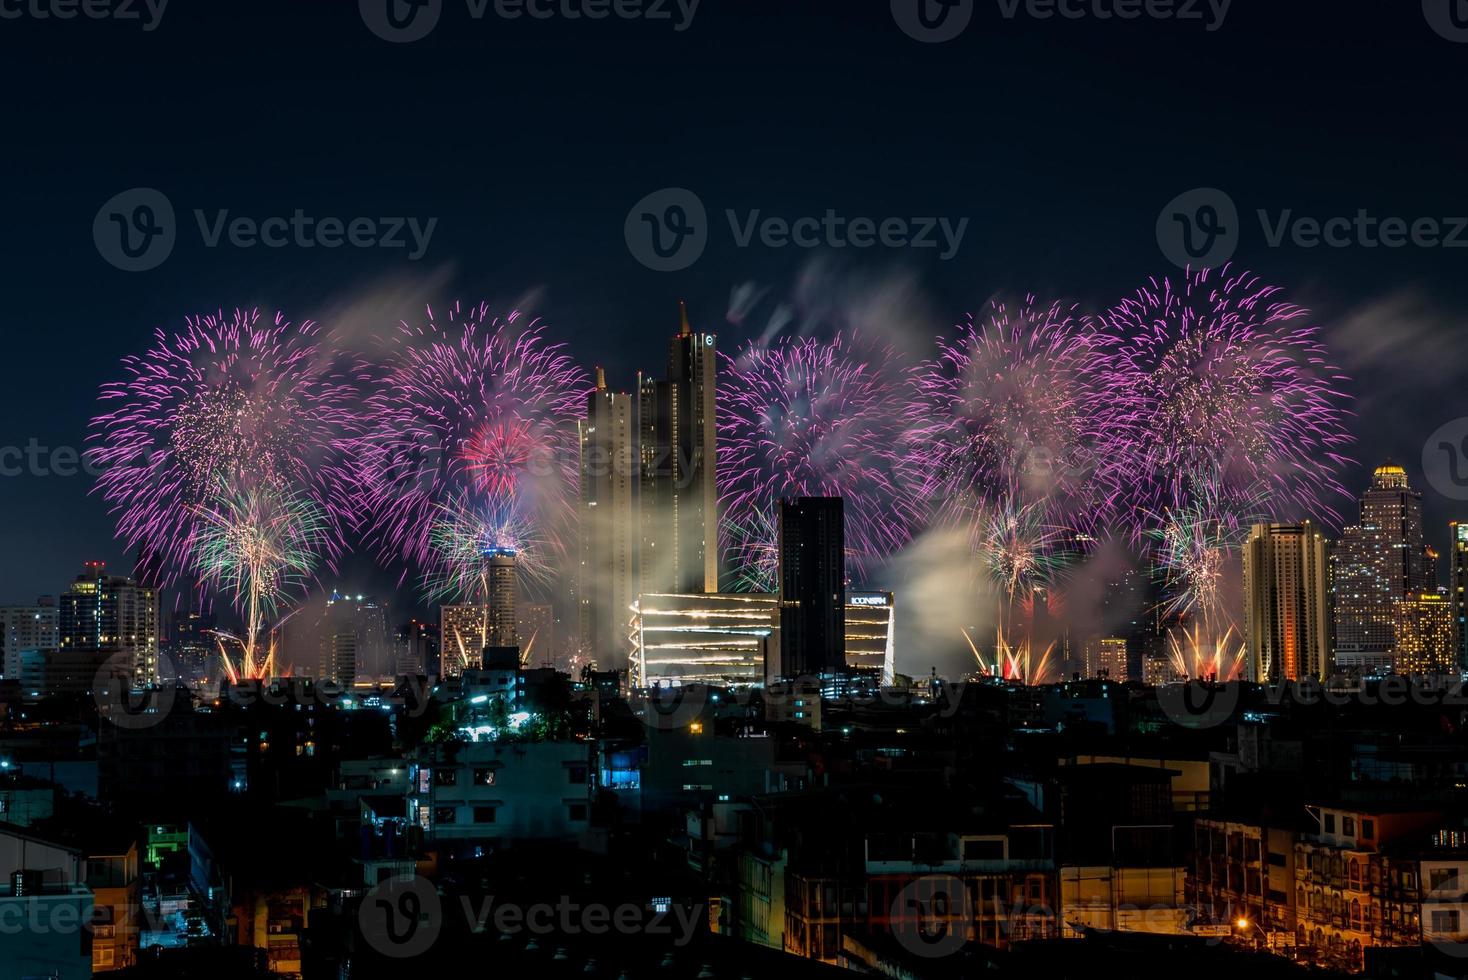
[1095,266,1354,531]
[905,296,1118,534]
[87,308,361,586]
[718,333,920,587]
[352,302,589,581]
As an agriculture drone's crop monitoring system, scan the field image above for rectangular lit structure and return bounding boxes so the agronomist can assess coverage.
[632,592,777,687]
[845,591,895,685]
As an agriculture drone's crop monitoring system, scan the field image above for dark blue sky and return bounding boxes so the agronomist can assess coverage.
[2,0,1466,608]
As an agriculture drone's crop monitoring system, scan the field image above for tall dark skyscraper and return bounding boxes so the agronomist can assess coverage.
[639,302,718,596]
[579,367,637,666]
[777,497,846,678]
[1451,521,1468,670]
[1332,465,1431,674]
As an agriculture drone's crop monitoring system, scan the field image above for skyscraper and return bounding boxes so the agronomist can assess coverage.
[579,367,637,666]
[318,592,390,684]
[1243,522,1331,682]
[1332,465,1431,674]
[57,561,159,687]
[777,497,846,679]
[639,302,718,596]
[1393,592,1455,675]
[1451,521,1467,670]
[517,601,555,664]
[439,551,519,675]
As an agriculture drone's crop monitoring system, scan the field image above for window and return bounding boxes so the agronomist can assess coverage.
[568,766,587,784]
[1430,869,1458,894]
[1432,910,1461,933]
[567,803,587,821]
[434,807,457,824]
[1362,819,1375,840]
[1325,814,1336,833]
[473,768,496,787]
[434,768,458,787]
[473,806,497,824]
[1268,852,1287,867]
[1343,817,1356,836]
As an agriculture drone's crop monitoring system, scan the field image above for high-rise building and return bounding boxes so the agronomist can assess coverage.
[632,592,777,686]
[1333,465,1431,674]
[845,591,895,685]
[0,598,57,681]
[486,550,518,649]
[1392,591,1455,675]
[396,619,437,678]
[439,552,518,676]
[777,497,846,679]
[517,602,555,664]
[639,302,718,596]
[57,561,159,687]
[1243,522,1332,682]
[168,607,216,683]
[318,592,390,683]
[1093,637,1129,681]
[579,367,637,666]
[1451,522,1468,670]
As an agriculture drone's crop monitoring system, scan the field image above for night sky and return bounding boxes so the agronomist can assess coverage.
[2,0,1465,609]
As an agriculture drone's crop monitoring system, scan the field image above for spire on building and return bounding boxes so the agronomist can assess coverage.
[679,299,691,336]
[595,365,607,391]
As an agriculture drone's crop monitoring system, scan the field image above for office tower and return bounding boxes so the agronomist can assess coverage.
[1243,522,1332,682]
[1451,522,1467,670]
[486,551,518,649]
[1333,465,1431,674]
[0,598,57,681]
[318,592,390,683]
[1094,637,1129,681]
[632,592,777,686]
[777,497,846,678]
[439,552,518,675]
[169,607,215,683]
[396,619,437,677]
[1393,592,1455,674]
[845,591,896,685]
[579,367,637,666]
[517,602,555,664]
[58,561,159,686]
[639,302,718,596]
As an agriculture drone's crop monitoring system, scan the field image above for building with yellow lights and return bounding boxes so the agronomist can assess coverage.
[1393,592,1455,675]
[632,592,778,686]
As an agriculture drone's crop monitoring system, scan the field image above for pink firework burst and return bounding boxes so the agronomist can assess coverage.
[86,308,361,586]
[352,302,589,579]
[1095,266,1354,532]
[717,333,921,587]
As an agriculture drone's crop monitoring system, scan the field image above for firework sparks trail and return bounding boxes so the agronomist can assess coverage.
[87,308,360,587]
[964,625,1058,686]
[352,303,588,583]
[1094,266,1353,535]
[718,333,920,587]
[906,296,1121,535]
[421,492,552,605]
[1167,621,1246,682]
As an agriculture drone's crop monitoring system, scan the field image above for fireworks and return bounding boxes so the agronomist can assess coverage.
[192,478,327,680]
[1096,266,1353,529]
[1167,621,1246,682]
[971,496,1075,605]
[1146,479,1267,622]
[964,625,1059,686]
[352,302,588,579]
[906,296,1118,531]
[422,492,552,604]
[88,308,359,586]
[718,333,919,586]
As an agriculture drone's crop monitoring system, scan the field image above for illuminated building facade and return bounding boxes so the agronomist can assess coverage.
[844,591,895,685]
[0,599,57,681]
[632,592,776,686]
[1333,465,1431,674]
[579,367,637,667]
[319,592,390,683]
[1392,592,1455,674]
[1093,637,1129,681]
[516,602,555,664]
[1243,521,1331,682]
[1452,522,1468,670]
[639,302,719,596]
[57,561,158,687]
